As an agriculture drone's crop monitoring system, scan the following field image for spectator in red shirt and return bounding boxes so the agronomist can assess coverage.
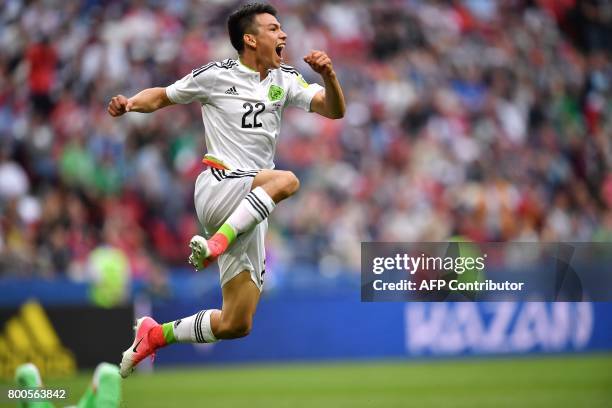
[26,36,57,116]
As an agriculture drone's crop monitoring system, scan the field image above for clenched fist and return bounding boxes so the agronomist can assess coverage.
[107,95,133,117]
[303,50,334,78]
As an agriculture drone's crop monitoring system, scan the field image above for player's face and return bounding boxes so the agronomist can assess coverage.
[253,13,287,69]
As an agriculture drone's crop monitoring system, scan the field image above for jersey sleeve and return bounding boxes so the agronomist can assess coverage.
[165,67,215,105]
[284,70,324,112]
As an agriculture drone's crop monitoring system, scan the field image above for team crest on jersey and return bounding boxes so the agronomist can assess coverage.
[268,85,284,101]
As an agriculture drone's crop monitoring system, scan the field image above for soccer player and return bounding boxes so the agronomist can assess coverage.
[107,3,345,377]
[15,362,121,408]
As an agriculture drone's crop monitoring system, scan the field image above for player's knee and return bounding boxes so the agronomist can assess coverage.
[280,171,300,198]
[222,318,252,339]
[230,320,252,338]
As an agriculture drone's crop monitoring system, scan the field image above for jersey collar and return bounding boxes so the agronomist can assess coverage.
[237,58,260,75]
[237,58,273,80]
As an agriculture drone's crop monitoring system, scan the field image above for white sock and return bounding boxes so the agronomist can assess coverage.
[225,186,276,235]
[172,309,219,343]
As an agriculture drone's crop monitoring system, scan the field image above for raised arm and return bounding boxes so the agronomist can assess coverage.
[304,50,345,120]
[107,87,174,117]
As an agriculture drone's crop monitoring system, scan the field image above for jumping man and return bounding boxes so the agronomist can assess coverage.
[107,2,345,377]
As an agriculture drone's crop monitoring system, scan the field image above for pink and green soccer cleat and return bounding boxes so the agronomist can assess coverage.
[119,317,163,378]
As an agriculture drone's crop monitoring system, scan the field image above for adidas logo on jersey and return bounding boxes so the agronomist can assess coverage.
[225,86,239,95]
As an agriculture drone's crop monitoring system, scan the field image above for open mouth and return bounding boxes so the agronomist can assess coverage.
[275,44,284,59]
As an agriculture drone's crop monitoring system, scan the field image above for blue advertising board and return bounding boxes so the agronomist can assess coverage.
[152,297,612,366]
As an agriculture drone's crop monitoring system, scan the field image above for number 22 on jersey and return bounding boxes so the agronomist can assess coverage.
[241,102,265,128]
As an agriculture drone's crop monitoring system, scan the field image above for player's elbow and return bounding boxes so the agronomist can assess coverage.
[330,110,345,119]
[325,107,345,119]
[153,88,173,111]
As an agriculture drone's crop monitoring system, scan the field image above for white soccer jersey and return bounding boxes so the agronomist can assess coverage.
[166,59,324,170]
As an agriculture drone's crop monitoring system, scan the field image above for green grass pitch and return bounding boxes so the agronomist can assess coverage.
[5,354,612,407]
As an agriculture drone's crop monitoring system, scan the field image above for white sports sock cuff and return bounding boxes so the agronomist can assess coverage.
[250,186,275,214]
[243,188,274,223]
[199,309,218,343]
[242,195,264,221]
[173,316,196,343]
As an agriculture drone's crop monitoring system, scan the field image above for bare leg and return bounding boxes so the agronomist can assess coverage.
[210,270,260,339]
[251,169,300,203]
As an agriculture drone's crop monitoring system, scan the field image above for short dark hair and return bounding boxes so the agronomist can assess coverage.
[227,3,278,54]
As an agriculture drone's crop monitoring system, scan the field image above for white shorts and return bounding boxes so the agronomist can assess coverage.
[194,169,267,291]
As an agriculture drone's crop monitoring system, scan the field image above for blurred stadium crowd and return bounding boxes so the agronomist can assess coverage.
[0,0,611,282]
